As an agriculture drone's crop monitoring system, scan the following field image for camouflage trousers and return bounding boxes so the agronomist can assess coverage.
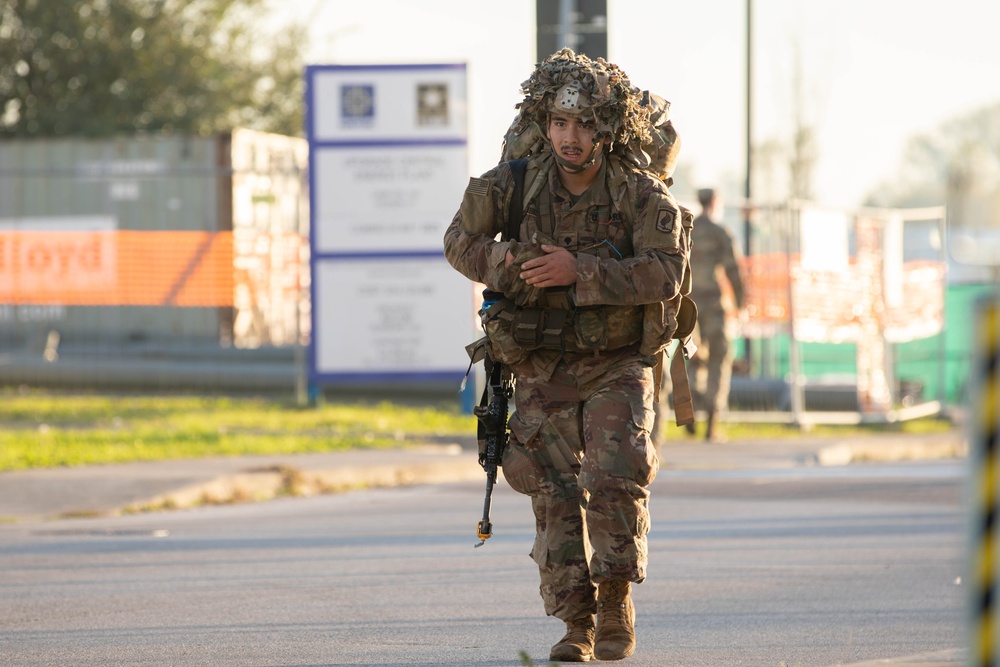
[501,350,658,621]
[687,305,732,413]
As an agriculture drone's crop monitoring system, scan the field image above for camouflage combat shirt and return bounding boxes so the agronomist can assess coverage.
[443,151,687,375]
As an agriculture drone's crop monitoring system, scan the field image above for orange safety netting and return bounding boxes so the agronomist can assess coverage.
[0,231,234,306]
[737,253,945,343]
[741,252,791,324]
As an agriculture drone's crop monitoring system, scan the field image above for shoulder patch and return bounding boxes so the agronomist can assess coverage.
[656,206,676,233]
[466,177,489,198]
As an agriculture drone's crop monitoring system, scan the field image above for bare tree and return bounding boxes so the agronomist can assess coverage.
[864,102,1000,210]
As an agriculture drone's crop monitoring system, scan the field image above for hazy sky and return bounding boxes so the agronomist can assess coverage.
[283,0,999,209]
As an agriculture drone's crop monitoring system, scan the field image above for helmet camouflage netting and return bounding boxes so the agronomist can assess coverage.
[514,48,651,150]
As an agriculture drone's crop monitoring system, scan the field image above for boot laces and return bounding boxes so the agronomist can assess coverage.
[599,580,629,606]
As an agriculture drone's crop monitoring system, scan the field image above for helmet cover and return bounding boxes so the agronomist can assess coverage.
[514,48,651,150]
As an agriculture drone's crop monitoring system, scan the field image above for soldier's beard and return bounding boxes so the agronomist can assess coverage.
[552,139,603,174]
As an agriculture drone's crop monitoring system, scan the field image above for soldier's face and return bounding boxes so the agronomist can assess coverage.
[547,113,602,166]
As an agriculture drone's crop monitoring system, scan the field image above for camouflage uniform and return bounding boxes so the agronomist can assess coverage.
[444,146,685,621]
[687,203,744,418]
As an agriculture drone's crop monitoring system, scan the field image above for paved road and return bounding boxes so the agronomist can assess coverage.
[0,458,967,667]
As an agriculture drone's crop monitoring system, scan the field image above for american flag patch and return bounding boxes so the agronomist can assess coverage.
[466,177,489,197]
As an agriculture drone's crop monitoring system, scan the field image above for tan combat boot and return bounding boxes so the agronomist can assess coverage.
[550,614,595,662]
[595,580,635,660]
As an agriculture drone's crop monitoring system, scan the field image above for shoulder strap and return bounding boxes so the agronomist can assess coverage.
[505,158,528,242]
[473,160,527,455]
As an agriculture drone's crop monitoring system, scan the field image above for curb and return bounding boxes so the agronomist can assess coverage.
[816,437,968,467]
[0,432,968,523]
[124,448,484,515]
[823,649,964,667]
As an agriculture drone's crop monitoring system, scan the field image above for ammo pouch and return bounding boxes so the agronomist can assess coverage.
[481,297,641,363]
[510,307,574,350]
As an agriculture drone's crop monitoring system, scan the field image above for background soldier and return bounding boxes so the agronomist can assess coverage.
[443,49,689,662]
[687,187,745,442]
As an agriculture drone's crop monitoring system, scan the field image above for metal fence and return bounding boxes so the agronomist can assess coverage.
[0,131,310,395]
[724,201,949,424]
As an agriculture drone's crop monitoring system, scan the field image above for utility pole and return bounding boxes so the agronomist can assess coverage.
[536,0,607,61]
[743,0,754,370]
[744,0,752,257]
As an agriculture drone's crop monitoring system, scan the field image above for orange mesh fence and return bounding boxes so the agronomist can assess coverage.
[0,231,234,306]
[739,252,791,338]
[738,253,945,343]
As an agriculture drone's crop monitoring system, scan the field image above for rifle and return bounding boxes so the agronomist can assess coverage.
[473,347,513,547]
[471,158,525,547]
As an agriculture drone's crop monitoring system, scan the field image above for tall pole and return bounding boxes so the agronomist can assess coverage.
[559,0,575,50]
[743,0,753,370]
[744,0,752,256]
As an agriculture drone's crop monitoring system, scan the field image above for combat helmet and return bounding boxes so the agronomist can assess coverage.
[508,48,651,172]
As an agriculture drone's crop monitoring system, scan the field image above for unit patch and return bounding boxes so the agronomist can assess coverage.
[656,206,677,233]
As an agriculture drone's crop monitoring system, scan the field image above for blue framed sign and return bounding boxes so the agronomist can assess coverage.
[305,64,475,383]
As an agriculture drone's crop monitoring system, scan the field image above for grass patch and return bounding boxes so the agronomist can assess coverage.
[660,416,956,443]
[0,388,958,472]
[0,388,476,472]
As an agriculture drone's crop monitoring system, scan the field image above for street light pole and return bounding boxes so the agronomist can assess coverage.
[743,0,753,370]
[744,0,752,258]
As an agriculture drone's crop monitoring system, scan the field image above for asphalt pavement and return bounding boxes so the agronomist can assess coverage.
[0,426,971,667]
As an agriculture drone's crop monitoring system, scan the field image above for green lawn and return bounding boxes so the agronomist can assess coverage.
[0,389,957,472]
[0,390,477,472]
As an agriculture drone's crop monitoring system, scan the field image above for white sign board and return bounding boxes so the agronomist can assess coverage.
[310,66,467,144]
[800,207,849,272]
[312,145,467,254]
[306,63,473,382]
[313,258,473,376]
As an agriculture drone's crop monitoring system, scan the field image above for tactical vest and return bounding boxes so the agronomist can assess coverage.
[480,158,645,363]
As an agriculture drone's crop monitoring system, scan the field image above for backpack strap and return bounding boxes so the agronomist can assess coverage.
[481,158,527,305]
[475,159,528,421]
[669,342,695,427]
[506,158,528,242]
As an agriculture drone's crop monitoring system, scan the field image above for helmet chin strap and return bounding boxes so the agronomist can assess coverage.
[551,138,604,174]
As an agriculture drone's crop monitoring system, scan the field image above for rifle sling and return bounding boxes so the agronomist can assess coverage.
[477,159,527,453]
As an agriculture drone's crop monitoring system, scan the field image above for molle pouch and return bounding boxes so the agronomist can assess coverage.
[500,412,545,496]
[574,308,608,354]
[481,300,530,365]
[511,307,544,348]
[674,294,698,341]
[538,308,572,350]
[538,285,573,310]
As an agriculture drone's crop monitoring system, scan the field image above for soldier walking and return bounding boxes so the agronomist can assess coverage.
[444,49,689,662]
[687,188,744,442]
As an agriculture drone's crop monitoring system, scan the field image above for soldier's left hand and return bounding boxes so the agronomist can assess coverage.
[519,245,577,288]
